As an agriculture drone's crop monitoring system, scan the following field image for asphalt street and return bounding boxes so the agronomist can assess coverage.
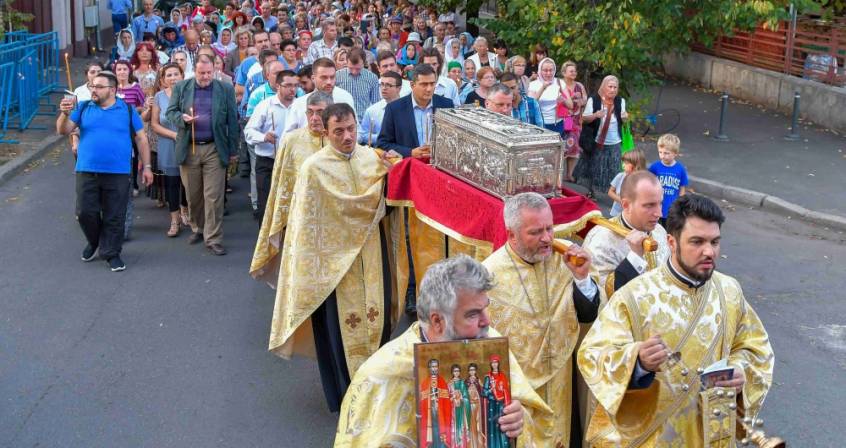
[1,148,844,447]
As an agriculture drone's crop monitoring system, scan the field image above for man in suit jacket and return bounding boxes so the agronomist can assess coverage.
[376,63,454,159]
[166,54,239,256]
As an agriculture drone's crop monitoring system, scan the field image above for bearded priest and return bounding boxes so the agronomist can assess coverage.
[482,192,603,446]
[578,194,774,447]
[335,255,555,447]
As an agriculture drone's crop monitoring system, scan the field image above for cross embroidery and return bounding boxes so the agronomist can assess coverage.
[345,313,362,329]
[367,307,379,322]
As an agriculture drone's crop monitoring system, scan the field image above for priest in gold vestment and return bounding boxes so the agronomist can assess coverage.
[483,192,603,447]
[268,103,400,412]
[250,92,334,286]
[335,255,555,448]
[583,171,670,298]
[578,195,774,447]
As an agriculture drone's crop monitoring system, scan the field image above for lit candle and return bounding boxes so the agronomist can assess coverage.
[64,53,73,90]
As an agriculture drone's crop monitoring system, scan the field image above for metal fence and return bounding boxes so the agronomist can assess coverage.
[0,31,61,143]
[692,17,846,87]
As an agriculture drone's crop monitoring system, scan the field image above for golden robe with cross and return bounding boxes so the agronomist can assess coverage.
[582,215,670,298]
[268,144,395,377]
[578,265,774,448]
[483,244,606,446]
[250,127,325,286]
[334,322,555,448]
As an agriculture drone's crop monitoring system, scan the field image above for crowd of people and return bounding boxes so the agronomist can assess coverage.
[57,1,772,447]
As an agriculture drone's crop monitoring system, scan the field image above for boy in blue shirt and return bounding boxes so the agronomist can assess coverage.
[649,134,688,227]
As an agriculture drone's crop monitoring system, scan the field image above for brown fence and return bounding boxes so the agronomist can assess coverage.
[692,17,846,86]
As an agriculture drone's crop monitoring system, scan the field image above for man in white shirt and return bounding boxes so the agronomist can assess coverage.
[466,36,498,73]
[359,71,402,145]
[244,70,299,220]
[420,47,460,106]
[283,57,355,133]
[375,50,412,97]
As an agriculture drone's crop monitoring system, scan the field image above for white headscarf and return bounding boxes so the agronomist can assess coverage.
[528,57,561,100]
[116,29,136,61]
[442,37,464,76]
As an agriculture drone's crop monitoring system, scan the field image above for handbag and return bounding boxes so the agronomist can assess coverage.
[621,122,635,153]
[556,80,570,120]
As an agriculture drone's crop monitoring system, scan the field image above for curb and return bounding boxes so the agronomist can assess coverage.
[0,134,65,188]
[689,175,846,232]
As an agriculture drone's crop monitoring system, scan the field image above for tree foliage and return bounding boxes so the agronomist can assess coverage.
[478,0,821,97]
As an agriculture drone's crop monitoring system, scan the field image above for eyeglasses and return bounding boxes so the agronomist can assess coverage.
[379,82,398,88]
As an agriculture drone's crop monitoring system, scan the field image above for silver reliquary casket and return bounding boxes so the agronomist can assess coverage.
[430,107,564,199]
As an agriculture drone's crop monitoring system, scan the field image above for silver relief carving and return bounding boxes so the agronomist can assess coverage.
[431,107,564,198]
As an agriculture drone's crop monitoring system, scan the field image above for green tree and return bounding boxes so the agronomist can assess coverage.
[476,0,819,99]
[415,0,488,35]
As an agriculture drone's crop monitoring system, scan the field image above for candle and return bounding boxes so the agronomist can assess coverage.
[190,107,196,155]
[367,112,373,147]
[64,53,73,90]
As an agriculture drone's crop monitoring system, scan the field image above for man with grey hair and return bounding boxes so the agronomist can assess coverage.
[251,90,334,282]
[482,192,602,446]
[335,255,556,447]
[485,83,514,116]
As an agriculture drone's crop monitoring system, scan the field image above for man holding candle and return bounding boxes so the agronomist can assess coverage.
[166,54,239,256]
[244,69,298,221]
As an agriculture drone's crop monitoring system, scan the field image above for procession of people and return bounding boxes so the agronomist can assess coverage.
[57,0,776,446]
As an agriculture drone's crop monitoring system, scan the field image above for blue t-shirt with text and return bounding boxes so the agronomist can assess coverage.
[649,160,689,217]
[71,99,143,174]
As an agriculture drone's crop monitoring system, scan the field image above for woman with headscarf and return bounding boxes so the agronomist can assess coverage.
[111,29,136,65]
[459,32,474,57]
[396,40,419,78]
[212,27,237,57]
[251,16,265,33]
[528,57,567,134]
[576,75,627,197]
[442,37,463,77]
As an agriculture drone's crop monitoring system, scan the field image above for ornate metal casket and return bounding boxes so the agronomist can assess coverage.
[431,107,564,198]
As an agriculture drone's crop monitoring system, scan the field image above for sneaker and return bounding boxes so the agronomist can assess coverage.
[108,256,126,272]
[81,244,98,262]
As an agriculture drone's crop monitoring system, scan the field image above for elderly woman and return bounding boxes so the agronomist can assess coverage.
[576,75,628,196]
[442,37,463,77]
[212,27,236,57]
[505,55,531,96]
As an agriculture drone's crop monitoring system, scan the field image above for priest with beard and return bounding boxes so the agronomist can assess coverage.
[482,192,603,447]
[266,103,401,412]
[578,194,774,446]
[335,255,555,447]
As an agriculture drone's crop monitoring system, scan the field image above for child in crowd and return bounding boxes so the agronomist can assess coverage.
[649,134,688,226]
[608,149,647,216]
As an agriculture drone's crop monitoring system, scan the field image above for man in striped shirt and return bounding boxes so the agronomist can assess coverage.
[307,20,337,63]
[335,48,380,121]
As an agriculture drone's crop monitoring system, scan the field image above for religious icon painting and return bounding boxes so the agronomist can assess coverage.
[413,337,512,448]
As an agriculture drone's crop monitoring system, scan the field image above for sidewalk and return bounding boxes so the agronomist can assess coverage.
[633,80,846,221]
[0,57,95,184]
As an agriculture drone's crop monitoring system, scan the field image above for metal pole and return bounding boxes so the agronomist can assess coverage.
[784,91,801,141]
[714,93,730,141]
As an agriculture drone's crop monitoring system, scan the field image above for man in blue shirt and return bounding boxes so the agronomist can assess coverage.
[131,0,165,42]
[56,71,152,272]
[108,0,133,33]
[500,73,544,128]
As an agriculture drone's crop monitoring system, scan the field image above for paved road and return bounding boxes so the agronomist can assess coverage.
[1,149,844,446]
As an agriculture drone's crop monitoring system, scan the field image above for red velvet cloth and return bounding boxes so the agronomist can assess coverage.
[387,158,600,249]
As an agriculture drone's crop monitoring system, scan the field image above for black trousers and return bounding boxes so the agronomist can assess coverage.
[254,154,274,221]
[163,175,182,213]
[76,172,130,260]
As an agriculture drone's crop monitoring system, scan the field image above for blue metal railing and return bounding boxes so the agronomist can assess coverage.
[0,31,60,140]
